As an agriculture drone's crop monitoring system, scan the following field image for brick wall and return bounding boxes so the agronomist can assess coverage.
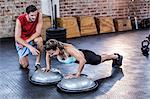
[0,0,41,38]
[134,0,150,19]
[59,0,150,19]
[0,0,149,38]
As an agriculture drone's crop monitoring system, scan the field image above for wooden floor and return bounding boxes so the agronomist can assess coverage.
[0,29,150,99]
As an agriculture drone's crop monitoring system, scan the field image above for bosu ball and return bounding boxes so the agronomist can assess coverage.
[57,74,99,93]
[29,68,63,85]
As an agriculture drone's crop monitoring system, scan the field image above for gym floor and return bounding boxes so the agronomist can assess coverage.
[0,29,150,99]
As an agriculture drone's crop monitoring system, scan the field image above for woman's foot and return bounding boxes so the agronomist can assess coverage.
[112,53,123,68]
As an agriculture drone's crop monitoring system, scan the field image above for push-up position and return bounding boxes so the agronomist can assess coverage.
[43,39,123,78]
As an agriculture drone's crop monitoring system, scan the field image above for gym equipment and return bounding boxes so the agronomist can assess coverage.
[96,17,115,34]
[46,27,66,42]
[46,0,67,43]
[29,68,63,85]
[57,17,81,38]
[141,34,150,56]
[78,16,98,36]
[57,74,99,93]
[146,34,150,41]
[41,16,51,41]
[141,40,149,56]
[127,0,138,30]
[114,18,132,32]
[140,19,150,29]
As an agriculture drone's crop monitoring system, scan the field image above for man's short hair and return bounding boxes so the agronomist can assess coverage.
[26,5,37,14]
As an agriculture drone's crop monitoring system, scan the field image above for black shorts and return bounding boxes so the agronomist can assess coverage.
[77,49,101,65]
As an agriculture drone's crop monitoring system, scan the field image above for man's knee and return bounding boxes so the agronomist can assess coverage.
[34,36,43,44]
[34,37,43,51]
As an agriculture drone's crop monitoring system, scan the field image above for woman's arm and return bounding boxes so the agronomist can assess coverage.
[46,52,51,71]
[66,45,86,77]
[76,58,86,77]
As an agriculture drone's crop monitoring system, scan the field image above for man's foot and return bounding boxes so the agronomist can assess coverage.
[112,53,123,68]
[35,64,41,70]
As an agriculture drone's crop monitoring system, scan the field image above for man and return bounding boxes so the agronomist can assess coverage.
[15,5,43,69]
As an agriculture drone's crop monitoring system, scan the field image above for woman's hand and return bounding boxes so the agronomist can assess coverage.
[65,74,75,79]
[75,72,81,78]
[64,73,80,79]
[41,67,50,72]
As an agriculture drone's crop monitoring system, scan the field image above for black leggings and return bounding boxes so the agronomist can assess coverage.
[76,49,101,65]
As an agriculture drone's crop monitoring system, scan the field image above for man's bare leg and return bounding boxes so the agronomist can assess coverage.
[19,56,29,69]
[34,36,43,67]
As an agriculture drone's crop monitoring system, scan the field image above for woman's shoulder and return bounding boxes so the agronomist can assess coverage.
[63,43,74,48]
[65,44,80,54]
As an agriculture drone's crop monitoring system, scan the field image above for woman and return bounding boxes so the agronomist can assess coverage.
[43,39,123,78]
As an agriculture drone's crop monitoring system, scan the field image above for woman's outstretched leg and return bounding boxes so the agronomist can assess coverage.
[100,53,123,68]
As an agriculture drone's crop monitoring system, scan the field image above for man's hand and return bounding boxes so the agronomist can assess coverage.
[26,39,30,43]
[28,46,40,55]
[18,43,23,49]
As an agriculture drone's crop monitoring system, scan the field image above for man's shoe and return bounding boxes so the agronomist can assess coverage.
[35,64,41,70]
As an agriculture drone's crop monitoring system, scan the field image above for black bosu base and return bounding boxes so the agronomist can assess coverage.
[46,27,67,43]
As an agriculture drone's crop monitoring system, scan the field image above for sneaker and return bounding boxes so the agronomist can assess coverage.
[112,53,123,68]
[35,64,41,70]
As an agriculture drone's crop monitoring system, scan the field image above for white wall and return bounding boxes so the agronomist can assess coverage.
[41,0,60,17]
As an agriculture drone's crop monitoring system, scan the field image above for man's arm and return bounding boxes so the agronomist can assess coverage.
[15,19,32,48]
[15,19,40,55]
[26,12,43,43]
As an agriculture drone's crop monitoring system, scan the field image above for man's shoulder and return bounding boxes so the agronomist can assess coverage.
[17,13,27,24]
[17,13,26,19]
